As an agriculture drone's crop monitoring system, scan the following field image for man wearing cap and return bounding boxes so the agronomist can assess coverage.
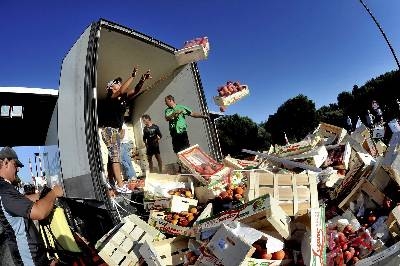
[0,146,63,265]
[98,66,151,194]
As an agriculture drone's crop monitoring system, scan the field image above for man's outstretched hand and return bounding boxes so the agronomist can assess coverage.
[132,65,138,78]
[142,69,152,81]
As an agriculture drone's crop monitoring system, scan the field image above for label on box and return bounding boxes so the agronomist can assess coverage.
[154,219,196,237]
[310,206,326,266]
[198,195,272,240]
[170,195,198,213]
[196,246,224,266]
[144,198,171,211]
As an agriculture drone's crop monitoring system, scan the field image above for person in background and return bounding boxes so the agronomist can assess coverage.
[164,95,209,154]
[98,67,151,193]
[142,114,163,173]
[0,146,63,266]
[120,120,137,181]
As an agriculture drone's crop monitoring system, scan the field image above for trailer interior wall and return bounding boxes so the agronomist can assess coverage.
[96,26,212,165]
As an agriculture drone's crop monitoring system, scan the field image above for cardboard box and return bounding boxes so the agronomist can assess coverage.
[95,214,165,266]
[139,237,189,266]
[178,144,229,185]
[170,195,198,213]
[207,224,256,266]
[245,170,319,216]
[382,132,400,186]
[207,223,286,266]
[213,85,250,107]
[313,122,348,145]
[197,194,291,240]
[301,206,326,266]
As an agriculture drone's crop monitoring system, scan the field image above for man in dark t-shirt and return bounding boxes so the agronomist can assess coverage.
[0,146,63,265]
[98,68,151,193]
[142,114,163,173]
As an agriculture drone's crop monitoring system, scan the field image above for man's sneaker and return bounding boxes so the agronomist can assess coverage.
[116,184,132,194]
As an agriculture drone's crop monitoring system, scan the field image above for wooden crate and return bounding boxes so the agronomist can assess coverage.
[284,145,328,168]
[197,194,291,240]
[175,42,209,66]
[150,203,212,238]
[223,155,259,170]
[367,157,391,192]
[387,205,400,238]
[382,132,400,186]
[272,136,321,158]
[330,149,374,202]
[194,169,247,204]
[338,178,385,211]
[313,122,348,145]
[246,170,318,216]
[213,85,250,107]
[95,214,165,266]
[355,242,400,266]
[143,172,194,210]
[177,144,229,185]
[139,237,189,266]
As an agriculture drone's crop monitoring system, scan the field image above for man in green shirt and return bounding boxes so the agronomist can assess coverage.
[164,95,208,153]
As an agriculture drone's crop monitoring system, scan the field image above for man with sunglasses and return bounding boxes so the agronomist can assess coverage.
[98,67,151,194]
[0,146,63,265]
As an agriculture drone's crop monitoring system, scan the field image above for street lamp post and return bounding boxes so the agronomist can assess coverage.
[358,0,400,70]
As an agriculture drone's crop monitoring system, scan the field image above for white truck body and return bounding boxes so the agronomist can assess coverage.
[0,20,221,229]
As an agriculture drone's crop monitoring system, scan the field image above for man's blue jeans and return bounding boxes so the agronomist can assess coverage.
[120,142,136,180]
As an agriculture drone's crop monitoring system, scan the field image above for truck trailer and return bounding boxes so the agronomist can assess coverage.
[0,19,221,244]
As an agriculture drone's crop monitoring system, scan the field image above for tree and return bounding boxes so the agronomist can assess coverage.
[216,114,271,158]
[264,94,318,144]
[316,104,346,128]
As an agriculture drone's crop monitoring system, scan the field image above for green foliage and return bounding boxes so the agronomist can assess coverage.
[263,94,318,144]
[216,114,271,158]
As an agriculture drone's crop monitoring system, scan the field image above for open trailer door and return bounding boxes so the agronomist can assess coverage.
[57,21,107,203]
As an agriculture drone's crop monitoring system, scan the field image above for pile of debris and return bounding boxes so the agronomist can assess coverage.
[95,122,400,266]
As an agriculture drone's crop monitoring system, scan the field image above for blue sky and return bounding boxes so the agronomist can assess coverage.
[1,1,399,182]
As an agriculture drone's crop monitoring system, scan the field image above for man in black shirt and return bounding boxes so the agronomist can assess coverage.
[0,147,63,265]
[99,67,151,193]
[142,114,163,173]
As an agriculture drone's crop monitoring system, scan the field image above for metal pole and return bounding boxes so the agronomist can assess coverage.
[358,0,400,70]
